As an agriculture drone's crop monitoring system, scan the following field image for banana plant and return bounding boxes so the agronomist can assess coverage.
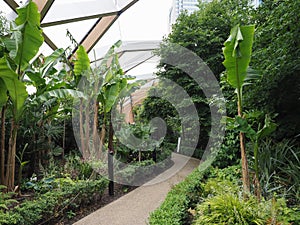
[24,48,85,168]
[222,24,255,195]
[0,1,43,191]
[228,114,277,200]
[74,42,137,195]
[74,42,134,155]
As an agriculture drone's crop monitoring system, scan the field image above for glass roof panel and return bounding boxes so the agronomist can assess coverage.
[88,20,122,60]
[38,42,56,57]
[43,18,98,51]
[118,50,154,72]
[0,1,17,20]
[42,0,118,25]
[116,0,138,9]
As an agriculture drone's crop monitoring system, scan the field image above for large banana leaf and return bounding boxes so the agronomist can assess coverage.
[41,48,65,78]
[74,45,90,76]
[0,57,27,120]
[223,25,255,89]
[36,89,86,103]
[12,1,44,71]
[104,83,120,113]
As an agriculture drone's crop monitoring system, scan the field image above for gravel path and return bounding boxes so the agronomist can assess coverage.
[73,153,200,225]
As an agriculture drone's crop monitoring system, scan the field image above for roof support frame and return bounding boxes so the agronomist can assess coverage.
[3,0,58,50]
[40,0,139,28]
[3,0,140,55]
[41,11,118,28]
[3,0,18,13]
[33,0,56,21]
[77,15,118,54]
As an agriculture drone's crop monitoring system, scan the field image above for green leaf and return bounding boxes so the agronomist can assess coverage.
[234,116,256,140]
[26,71,46,89]
[243,67,262,86]
[101,40,121,67]
[41,48,65,78]
[36,89,86,103]
[223,25,255,89]
[13,1,44,71]
[15,1,41,26]
[74,45,90,76]
[257,115,277,140]
[0,57,27,120]
[104,83,120,113]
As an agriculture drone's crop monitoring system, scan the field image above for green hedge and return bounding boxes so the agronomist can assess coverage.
[115,158,173,186]
[0,178,108,225]
[148,167,210,225]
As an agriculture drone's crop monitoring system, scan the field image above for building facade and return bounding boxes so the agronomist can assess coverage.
[169,0,211,25]
[170,0,262,26]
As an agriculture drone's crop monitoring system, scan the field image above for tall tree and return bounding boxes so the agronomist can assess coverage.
[248,0,300,141]
[139,0,253,152]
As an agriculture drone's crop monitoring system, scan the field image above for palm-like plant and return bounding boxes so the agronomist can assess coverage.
[222,24,255,195]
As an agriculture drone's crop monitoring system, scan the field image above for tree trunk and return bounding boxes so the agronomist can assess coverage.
[240,132,250,194]
[79,99,86,157]
[1,106,6,185]
[93,101,99,158]
[99,114,106,153]
[108,118,114,196]
[5,119,18,191]
[85,101,90,157]
[62,118,65,158]
[237,94,250,196]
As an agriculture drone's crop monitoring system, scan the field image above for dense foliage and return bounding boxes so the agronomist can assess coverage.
[149,167,209,225]
[0,0,299,224]
[247,0,300,141]
[149,166,300,225]
[149,0,300,224]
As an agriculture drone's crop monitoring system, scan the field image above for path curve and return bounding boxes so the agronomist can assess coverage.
[74,153,200,225]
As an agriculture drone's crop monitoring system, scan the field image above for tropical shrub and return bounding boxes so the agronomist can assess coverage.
[248,0,300,141]
[193,177,300,225]
[258,139,300,206]
[0,178,108,225]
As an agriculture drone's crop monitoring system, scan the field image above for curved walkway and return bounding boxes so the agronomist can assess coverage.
[74,153,200,225]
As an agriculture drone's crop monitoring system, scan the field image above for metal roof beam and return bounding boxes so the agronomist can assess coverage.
[3,0,18,12]
[3,0,57,51]
[76,15,118,54]
[33,0,56,21]
[124,55,155,74]
[43,33,58,50]
[41,11,118,28]
[40,0,139,27]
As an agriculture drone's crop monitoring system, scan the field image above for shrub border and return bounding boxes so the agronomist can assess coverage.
[148,167,210,225]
